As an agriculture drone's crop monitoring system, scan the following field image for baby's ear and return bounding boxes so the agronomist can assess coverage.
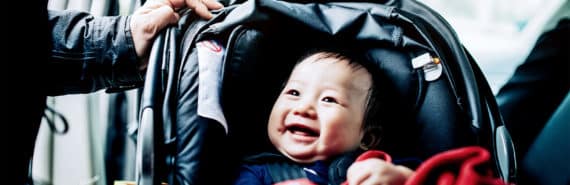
[359,143,369,150]
[361,129,382,150]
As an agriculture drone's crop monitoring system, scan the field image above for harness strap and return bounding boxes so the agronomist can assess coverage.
[267,161,308,183]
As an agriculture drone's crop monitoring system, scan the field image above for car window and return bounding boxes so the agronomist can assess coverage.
[419,0,567,93]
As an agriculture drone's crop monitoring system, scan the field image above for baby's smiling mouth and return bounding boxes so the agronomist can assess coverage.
[286,124,319,137]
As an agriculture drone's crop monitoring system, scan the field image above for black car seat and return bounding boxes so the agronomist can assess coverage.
[136,0,517,184]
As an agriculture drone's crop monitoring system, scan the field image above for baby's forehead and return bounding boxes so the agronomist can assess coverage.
[297,54,368,73]
[293,55,373,91]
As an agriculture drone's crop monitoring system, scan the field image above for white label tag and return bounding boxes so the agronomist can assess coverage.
[197,40,228,133]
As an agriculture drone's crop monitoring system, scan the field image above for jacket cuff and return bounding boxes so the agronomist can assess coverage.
[100,15,145,91]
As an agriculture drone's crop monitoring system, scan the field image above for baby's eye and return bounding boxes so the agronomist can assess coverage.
[321,97,338,104]
[285,89,300,96]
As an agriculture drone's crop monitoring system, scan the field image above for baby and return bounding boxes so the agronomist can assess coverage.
[233,49,414,185]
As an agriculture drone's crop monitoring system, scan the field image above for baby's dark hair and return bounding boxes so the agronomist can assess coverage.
[294,46,388,150]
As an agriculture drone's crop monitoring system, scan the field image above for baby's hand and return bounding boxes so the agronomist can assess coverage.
[346,158,414,185]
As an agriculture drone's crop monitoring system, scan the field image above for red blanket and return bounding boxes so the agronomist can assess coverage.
[276,146,508,185]
[404,146,507,185]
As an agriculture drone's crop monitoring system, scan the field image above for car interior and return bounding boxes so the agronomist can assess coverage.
[31,0,568,185]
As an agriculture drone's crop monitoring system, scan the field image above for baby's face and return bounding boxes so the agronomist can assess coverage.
[267,53,372,163]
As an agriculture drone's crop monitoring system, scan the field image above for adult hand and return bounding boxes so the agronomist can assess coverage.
[346,158,414,185]
[130,0,223,69]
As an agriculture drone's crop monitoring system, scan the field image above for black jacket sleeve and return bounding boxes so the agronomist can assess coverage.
[496,18,570,160]
[47,10,143,95]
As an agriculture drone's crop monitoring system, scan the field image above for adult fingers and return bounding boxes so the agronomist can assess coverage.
[153,5,181,29]
[130,2,179,58]
[166,0,187,9]
[200,0,224,10]
[185,0,223,19]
